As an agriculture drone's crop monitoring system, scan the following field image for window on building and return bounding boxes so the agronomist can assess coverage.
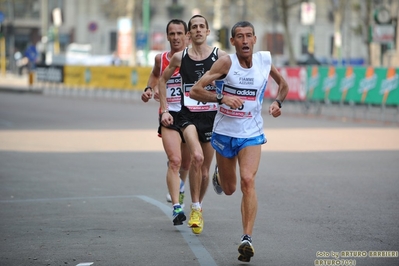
[301,34,308,54]
[0,0,64,21]
[110,31,117,53]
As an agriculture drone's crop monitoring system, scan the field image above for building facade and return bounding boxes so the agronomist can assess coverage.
[0,0,397,67]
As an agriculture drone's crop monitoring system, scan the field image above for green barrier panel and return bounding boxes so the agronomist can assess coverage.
[363,67,399,106]
[339,67,356,103]
[325,67,346,102]
[344,67,369,104]
[345,67,399,106]
[307,66,326,101]
[307,66,399,106]
[383,68,399,106]
[307,66,341,102]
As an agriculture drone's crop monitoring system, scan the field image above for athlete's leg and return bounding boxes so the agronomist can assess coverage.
[182,125,203,204]
[199,142,214,203]
[161,127,183,205]
[179,142,190,185]
[177,142,190,206]
[182,125,205,232]
[237,145,261,236]
[215,152,238,195]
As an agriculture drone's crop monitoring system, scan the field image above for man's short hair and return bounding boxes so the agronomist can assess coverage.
[166,19,188,34]
[231,21,255,37]
[188,15,209,30]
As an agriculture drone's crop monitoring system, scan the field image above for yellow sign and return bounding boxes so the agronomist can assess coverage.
[63,66,152,90]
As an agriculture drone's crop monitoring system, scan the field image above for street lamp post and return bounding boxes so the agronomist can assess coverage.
[143,0,150,66]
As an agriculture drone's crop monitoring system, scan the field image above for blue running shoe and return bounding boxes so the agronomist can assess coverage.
[212,165,223,195]
[172,205,186,226]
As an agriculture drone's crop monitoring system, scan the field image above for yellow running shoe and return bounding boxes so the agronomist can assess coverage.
[188,206,203,234]
[192,219,203,234]
[238,235,255,262]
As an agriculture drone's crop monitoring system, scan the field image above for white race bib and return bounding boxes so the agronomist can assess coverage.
[183,83,218,112]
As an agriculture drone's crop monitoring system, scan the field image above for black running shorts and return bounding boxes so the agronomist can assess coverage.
[176,106,216,143]
[158,111,185,142]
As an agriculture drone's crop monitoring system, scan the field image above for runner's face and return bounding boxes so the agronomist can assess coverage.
[232,26,256,57]
[167,24,187,51]
[188,17,209,44]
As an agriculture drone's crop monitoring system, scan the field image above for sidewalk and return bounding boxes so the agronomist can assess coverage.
[0,72,35,92]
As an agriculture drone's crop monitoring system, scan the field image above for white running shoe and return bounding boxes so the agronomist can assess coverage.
[166,193,172,202]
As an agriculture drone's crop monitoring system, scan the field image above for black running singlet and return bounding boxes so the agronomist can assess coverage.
[179,47,219,112]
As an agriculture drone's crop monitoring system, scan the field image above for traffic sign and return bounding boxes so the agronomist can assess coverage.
[301,2,316,25]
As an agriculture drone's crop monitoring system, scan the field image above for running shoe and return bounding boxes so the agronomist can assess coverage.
[167,192,184,207]
[167,180,185,205]
[179,179,185,207]
[179,192,185,208]
[238,235,255,262]
[212,165,224,195]
[172,205,186,226]
[166,193,172,203]
[187,206,203,234]
[192,218,203,234]
[179,178,185,191]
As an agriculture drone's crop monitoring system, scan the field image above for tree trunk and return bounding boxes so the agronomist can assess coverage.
[332,0,345,62]
[364,0,372,65]
[280,0,296,66]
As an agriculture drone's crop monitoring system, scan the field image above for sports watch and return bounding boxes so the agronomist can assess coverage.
[216,93,224,104]
[275,99,282,108]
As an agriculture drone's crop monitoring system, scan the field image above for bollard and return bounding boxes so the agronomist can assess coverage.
[29,72,34,86]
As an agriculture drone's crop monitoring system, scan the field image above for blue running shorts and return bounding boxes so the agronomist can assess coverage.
[211,132,267,159]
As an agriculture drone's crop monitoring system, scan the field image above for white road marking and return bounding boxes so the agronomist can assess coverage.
[136,195,218,266]
[1,195,218,266]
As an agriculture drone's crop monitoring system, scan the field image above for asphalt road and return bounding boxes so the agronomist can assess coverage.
[0,91,398,266]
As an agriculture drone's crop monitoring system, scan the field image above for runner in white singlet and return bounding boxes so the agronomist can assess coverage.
[190,21,289,262]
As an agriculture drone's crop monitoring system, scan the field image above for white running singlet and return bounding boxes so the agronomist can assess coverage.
[213,51,272,138]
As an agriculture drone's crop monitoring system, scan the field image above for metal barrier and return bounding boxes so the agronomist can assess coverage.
[33,64,399,124]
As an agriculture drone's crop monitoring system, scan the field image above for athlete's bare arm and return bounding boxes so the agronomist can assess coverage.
[270,65,288,101]
[190,55,229,101]
[268,65,289,117]
[151,54,162,101]
[190,55,244,109]
[141,54,161,102]
[217,49,228,58]
[159,51,183,125]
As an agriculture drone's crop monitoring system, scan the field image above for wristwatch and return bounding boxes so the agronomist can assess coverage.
[216,93,224,104]
[275,99,282,108]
